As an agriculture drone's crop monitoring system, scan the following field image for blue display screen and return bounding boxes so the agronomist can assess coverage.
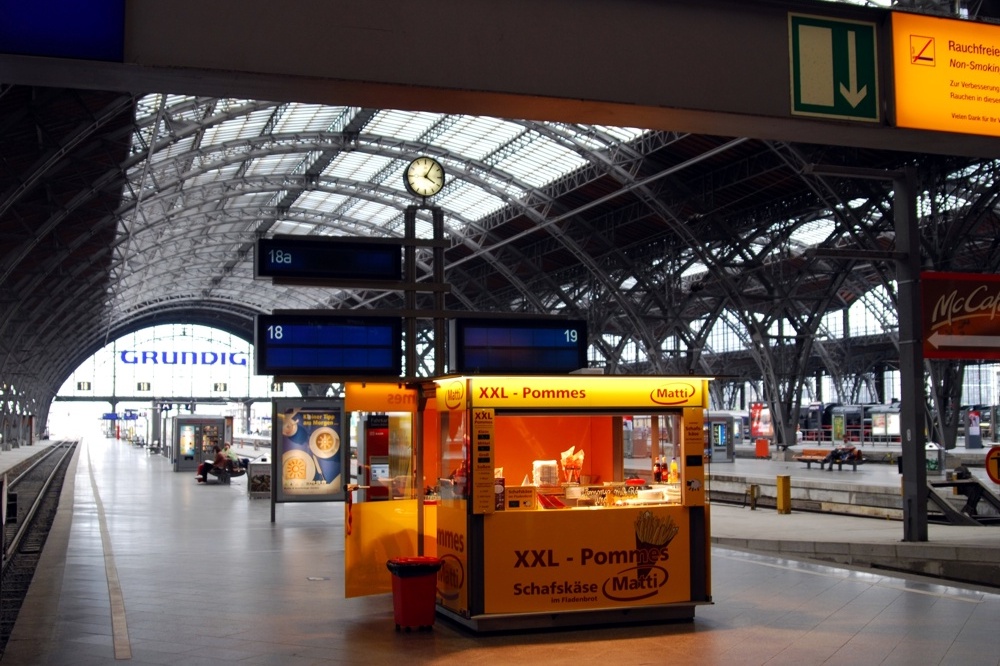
[255,315,402,377]
[451,318,588,374]
[0,0,125,62]
[256,236,402,283]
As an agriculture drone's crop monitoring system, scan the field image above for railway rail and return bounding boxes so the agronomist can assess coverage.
[0,441,76,657]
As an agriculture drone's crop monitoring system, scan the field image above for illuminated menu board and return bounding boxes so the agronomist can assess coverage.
[255,314,402,377]
[450,318,588,374]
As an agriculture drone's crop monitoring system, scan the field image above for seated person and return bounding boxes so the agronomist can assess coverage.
[223,442,249,472]
[824,446,859,464]
[196,445,228,483]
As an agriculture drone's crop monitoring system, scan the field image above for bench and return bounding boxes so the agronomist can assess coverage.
[794,447,865,471]
[794,448,829,469]
[207,462,247,485]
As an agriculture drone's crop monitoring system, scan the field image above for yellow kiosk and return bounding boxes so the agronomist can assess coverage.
[344,375,712,632]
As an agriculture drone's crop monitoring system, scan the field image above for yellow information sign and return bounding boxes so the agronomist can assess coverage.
[467,376,709,410]
[893,12,1000,136]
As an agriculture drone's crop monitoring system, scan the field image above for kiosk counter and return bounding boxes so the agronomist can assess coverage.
[429,374,712,632]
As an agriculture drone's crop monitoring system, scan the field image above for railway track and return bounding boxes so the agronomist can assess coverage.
[0,441,76,657]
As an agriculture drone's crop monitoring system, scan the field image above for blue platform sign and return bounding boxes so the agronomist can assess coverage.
[0,0,125,62]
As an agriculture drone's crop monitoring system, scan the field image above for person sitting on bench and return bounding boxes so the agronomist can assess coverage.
[223,442,249,472]
[824,446,860,466]
[195,445,227,484]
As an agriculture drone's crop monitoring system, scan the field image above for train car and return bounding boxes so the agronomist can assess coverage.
[830,404,879,444]
[798,402,840,442]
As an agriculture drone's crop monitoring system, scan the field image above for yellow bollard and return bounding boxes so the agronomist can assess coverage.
[776,475,791,514]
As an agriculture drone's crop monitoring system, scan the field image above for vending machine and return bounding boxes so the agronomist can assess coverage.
[171,415,233,472]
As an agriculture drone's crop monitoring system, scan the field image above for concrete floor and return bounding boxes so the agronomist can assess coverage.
[3,437,1000,665]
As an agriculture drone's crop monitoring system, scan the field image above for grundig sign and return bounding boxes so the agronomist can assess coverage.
[119,350,249,366]
[922,271,1000,360]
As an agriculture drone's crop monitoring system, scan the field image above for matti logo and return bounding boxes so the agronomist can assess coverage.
[649,383,697,405]
[444,380,465,411]
[437,553,465,601]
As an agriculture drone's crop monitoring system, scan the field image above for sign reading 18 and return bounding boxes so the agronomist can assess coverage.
[268,249,293,265]
[267,325,284,340]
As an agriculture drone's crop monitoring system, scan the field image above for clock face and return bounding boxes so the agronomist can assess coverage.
[404,156,445,197]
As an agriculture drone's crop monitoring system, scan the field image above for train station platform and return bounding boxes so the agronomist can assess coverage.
[3,437,1000,665]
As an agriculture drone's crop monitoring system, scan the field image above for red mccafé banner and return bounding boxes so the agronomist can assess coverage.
[922,271,1000,360]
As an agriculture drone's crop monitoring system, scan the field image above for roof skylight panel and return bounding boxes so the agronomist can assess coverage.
[443,185,506,221]
[151,136,196,166]
[367,110,443,142]
[271,104,339,134]
[502,140,586,188]
[185,166,241,191]
[296,190,350,215]
[243,152,308,178]
[324,152,394,182]
[347,199,400,231]
[200,109,273,148]
[435,116,521,159]
[593,125,646,143]
[271,220,319,236]
[789,218,836,247]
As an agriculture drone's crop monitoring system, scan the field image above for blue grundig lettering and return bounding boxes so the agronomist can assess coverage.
[119,350,248,366]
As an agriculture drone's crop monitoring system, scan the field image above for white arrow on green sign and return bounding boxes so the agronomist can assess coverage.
[789,13,880,122]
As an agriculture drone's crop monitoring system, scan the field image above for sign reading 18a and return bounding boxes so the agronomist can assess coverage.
[255,236,403,283]
[268,249,293,265]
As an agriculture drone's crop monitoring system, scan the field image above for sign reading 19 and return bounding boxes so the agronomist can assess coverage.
[564,329,579,343]
[268,249,293,265]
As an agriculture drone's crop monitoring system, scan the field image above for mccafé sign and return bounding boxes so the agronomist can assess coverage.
[119,350,248,366]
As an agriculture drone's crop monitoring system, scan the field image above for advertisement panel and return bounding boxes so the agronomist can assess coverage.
[749,403,773,438]
[921,271,1000,360]
[482,506,691,614]
[274,399,347,502]
[179,425,196,458]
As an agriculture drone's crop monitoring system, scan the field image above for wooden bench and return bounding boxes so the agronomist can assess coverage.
[794,448,830,469]
[794,447,865,471]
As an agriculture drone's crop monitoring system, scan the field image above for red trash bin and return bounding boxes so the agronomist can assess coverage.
[385,556,442,631]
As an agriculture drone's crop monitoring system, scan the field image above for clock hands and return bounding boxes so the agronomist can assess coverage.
[405,157,443,197]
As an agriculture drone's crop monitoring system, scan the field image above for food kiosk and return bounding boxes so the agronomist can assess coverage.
[343,375,712,633]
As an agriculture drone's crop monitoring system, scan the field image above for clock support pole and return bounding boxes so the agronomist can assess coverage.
[404,205,446,378]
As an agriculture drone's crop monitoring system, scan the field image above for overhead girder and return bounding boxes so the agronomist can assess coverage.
[8,84,1000,427]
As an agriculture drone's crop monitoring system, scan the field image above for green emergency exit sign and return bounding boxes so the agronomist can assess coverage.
[789,14,879,122]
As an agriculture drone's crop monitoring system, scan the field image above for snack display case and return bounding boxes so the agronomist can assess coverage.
[429,374,712,632]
